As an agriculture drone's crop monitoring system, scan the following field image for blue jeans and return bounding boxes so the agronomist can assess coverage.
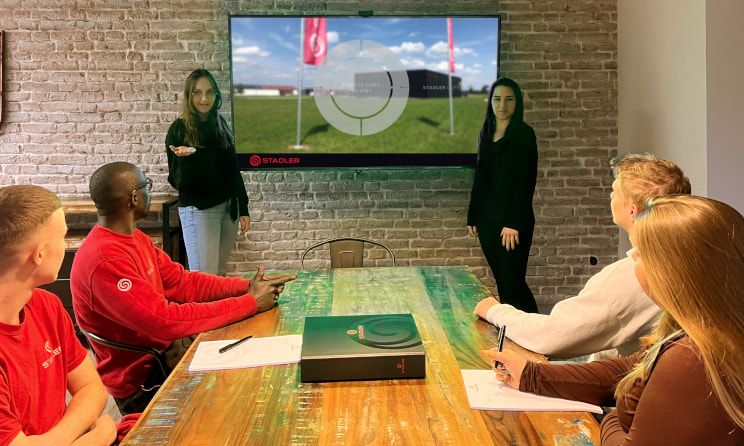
[178,200,238,275]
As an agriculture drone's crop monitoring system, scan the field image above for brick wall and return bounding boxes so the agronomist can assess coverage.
[0,0,618,306]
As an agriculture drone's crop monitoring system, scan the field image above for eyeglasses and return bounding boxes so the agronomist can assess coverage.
[135,178,153,193]
[192,89,216,99]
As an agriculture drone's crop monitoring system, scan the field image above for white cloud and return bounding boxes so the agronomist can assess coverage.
[426,41,478,58]
[427,41,449,57]
[233,56,262,67]
[424,61,479,75]
[232,55,261,66]
[390,41,426,54]
[458,65,482,75]
[234,45,270,57]
[400,57,427,68]
[327,31,340,44]
[430,60,450,72]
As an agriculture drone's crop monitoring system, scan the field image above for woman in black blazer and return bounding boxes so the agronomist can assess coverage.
[467,78,538,313]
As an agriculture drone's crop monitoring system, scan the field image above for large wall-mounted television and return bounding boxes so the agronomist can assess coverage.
[229,15,500,169]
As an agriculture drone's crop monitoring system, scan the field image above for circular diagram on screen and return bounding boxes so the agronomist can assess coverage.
[314,39,409,136]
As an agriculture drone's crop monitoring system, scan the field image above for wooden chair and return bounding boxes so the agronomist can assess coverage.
[79,328,171,389]
[301,237,396,269]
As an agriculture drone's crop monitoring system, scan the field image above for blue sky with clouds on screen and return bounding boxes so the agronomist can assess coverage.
[230,17,499,91]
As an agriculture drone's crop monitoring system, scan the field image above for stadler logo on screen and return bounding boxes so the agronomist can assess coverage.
[314,39,410,136]
[249,155,301,167]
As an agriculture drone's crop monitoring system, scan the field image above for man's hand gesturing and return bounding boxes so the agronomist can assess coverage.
[249,266,297,312]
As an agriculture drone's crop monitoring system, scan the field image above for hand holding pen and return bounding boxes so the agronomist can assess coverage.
[483,347,529,390]
[481,325,529,389]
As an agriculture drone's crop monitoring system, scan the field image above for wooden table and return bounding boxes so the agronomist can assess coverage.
[122,266,599,445]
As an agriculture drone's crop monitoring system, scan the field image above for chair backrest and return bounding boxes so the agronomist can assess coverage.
[79,327,171,381]
[301,237,395,269]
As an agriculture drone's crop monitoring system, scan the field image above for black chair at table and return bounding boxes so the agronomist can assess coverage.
[300,237,396,269]
[79,327,171,390]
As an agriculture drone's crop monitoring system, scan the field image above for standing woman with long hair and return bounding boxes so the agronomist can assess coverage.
[467,78,538,313]
[166,69,250,275]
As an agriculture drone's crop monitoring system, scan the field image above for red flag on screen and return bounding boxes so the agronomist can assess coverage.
[304,18,327,65]
[447,18,455,73]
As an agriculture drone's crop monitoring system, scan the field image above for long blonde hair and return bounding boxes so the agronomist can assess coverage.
[616,195,744,429]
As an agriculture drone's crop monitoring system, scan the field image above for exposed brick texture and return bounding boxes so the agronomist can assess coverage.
[0,0,618,306]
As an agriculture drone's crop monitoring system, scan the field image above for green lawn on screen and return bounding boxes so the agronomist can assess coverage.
[233,95,487,154]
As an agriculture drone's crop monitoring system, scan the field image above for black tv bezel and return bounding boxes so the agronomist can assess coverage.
[228,14,501,170]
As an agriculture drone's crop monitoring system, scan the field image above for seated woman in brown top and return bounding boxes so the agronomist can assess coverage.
[485,195,744,445]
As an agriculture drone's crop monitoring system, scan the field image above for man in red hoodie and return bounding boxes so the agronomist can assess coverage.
[71,162,295,415]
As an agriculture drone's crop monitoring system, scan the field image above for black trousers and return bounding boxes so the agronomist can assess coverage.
[477,222,538,313]
[114,363,163,416]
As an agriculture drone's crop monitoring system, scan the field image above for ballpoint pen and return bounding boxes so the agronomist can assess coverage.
[218,335,253,354]
[493,325,506,370]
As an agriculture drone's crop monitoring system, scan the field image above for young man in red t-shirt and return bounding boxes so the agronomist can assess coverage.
[70,162,295,415]
[0,185,117,446]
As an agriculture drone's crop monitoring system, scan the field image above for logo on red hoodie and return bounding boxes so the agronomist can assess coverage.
[117,278,132,292]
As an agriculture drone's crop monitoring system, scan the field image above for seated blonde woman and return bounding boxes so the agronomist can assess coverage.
[485,195,744,445]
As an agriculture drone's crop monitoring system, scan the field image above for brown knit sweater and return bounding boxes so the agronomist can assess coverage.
[520,336,744,445]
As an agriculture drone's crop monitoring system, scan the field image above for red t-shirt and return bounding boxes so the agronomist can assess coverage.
[0,289,87,445]
[71,225,257,398]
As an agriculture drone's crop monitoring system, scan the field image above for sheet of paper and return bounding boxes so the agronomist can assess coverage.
[461,369,603,414]
[188,335,303,372]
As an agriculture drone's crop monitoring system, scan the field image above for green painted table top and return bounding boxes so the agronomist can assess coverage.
[123,266,599,445]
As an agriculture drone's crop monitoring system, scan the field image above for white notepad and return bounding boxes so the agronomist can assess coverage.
[461,369,603,414]
[188,335,303,372]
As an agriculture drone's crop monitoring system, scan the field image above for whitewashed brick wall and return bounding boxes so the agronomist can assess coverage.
[0,0,619,306]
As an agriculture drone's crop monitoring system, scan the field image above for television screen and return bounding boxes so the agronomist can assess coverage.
[229,15,500,169]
